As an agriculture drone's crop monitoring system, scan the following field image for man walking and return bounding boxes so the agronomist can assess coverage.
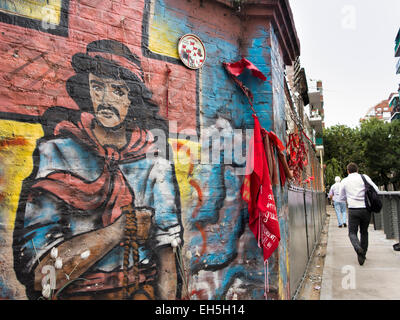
[328,176,347,228]
[339,163,379,266]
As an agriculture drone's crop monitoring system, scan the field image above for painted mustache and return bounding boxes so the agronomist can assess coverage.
[97,104,120,119]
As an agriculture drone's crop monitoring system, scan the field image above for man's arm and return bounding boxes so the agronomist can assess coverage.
[33,214,125,291]
[338,181,347,201]
[149,158,181,300]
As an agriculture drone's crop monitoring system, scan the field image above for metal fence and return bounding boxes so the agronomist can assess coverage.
[288,186,327,299]
[373,192,400,241]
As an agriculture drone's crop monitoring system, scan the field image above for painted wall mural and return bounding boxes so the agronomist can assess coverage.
[12,39,184,300]
[0,0,293,300]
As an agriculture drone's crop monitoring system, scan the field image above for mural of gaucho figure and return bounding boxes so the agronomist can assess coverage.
[12,39,183,300]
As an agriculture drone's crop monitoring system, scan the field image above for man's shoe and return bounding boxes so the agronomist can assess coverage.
[356,248,366,265]
[357,253,366,265]
[343,223,347,228]
[339,225,343,228]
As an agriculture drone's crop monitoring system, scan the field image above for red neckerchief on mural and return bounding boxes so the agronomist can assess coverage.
[31,112,156,227]
[241,114,281,300]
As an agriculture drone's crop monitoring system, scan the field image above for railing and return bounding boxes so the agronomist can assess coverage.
[288,186,327,299]
[373,192,400,241]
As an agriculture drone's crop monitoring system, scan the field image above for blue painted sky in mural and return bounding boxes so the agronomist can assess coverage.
[290,0,400,128]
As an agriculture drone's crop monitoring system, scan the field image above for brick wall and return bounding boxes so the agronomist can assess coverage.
[0,0,299,300]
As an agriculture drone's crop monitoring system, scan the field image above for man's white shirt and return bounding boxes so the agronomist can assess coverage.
[328,182,346,203]
[339,173,379,209]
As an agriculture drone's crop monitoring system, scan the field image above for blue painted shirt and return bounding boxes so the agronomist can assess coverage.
[14,135,181,281]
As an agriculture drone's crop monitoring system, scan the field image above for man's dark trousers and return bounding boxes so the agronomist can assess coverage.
[348,208,372,254]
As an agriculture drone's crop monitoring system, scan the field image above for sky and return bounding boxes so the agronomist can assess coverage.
[289,0,400,128]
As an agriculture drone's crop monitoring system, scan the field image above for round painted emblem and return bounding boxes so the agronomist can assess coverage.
[178,34,206,70]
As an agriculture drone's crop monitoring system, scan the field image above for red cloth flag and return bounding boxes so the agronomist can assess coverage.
[224,57,267,81]
[241,115,280,262]
[222,57,267,110]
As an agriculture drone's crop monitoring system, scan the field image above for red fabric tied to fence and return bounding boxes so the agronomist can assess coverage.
[241,115,280,262]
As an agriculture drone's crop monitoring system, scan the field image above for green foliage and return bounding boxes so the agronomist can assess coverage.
[359,119,391,189]
[325,158,342,187]
[323,125,363,181]
[323,119,400,190]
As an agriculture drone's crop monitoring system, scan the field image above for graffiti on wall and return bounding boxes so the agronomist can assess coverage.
[145,0,286,300]
[0,0,289,300]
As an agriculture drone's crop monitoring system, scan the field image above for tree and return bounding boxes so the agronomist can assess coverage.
[323,124,363,185]
[359,119,392,191]
[325,157,342,187]
[323,119,399,191]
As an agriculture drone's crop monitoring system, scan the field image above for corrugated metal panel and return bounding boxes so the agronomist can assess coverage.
[288,187,326,298]
[305,191,315,256]
[288,188,308,298]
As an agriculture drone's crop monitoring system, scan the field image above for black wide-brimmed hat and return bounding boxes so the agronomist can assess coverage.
[71,39,144,82]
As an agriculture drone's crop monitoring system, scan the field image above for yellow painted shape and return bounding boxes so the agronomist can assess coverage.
[278,274,284,300]
[0,120,44,230]
[169,138,201,208]
[148,1,180,59]
[0,0,62,25]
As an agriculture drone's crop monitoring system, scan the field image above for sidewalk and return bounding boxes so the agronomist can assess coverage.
[320,205,400,300]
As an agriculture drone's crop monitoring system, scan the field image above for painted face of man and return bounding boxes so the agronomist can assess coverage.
[89,73,131,128]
